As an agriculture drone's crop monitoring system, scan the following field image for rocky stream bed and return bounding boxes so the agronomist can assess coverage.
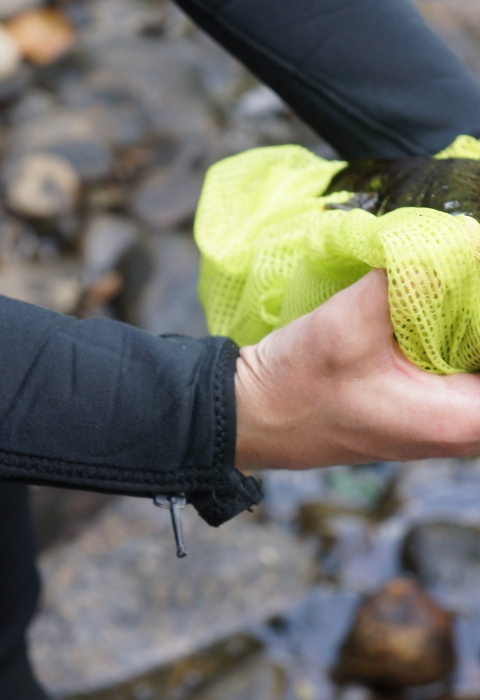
[0,0,478,698]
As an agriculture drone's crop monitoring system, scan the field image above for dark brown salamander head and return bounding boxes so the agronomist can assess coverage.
[324,157,480,221]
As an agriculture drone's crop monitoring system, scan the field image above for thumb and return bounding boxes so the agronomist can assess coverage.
[350,268,391,333]
[320,268,394,360]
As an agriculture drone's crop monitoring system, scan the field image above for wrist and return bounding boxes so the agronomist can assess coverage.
[235,345,275,471]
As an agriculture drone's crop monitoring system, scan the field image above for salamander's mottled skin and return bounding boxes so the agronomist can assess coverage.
[324,158,480,222]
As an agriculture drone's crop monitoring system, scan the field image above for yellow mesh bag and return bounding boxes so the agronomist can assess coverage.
[195,135,480,374]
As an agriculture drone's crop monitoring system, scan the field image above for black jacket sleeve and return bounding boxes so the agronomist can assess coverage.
[174,0,480,159]
[0,296,262,526]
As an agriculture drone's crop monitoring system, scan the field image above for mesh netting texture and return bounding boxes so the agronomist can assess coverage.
[195,136,480,375]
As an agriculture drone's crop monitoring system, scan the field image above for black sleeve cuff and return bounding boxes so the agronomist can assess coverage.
[187,336,263,526]
[0,295,262,526]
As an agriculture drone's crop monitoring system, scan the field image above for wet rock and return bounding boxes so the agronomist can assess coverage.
[147,89,216,142]
[86,182,128,211]
[29,496,312,697]
[0,214,33,262]
[82,214,139,284]
[189,655,284,700]
[0,62,30,103]
[397,458,480,525]
[232,85,286,121]
[261,585,362,700]
[0,24,21,80]
[298,506,370,581]
[401,521,480,609]
[112,239,155,325]
[298,502,340,544]
[162,2,196,40]
[86,0,167,42]
[86,37,216,141]
[61,72,151,148]
[6,109,113,181]
[5,8,75,65]
[78,214,153,324]
[113,145,158,182]
[0,258,82,312]
[4,153,80,218]
[263,464,398,525]
[332,578,455,693]
[139,230,207,337]
[131,165,203,229]
[5,88,57,125]
[299,504,376,587]
[0,0,42,22]
[65,634,266,700]
[188,32,248,109]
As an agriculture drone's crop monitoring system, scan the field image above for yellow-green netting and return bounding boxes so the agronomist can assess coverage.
[195,135,480,375]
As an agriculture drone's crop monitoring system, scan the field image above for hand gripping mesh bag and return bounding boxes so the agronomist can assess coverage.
[195,135,480,375]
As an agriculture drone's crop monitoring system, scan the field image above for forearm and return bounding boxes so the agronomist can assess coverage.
[175,0,480,159]
[0,295,261,525]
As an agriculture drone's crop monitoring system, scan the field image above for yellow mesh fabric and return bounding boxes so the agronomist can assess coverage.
[195,136,480,374]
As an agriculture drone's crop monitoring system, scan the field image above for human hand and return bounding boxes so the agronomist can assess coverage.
[235,269,480,470]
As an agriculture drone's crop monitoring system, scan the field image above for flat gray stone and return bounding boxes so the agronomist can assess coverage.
[82,214,140,284]
[0,258,82,313]
[6,88,58,126]
[29,497,312,697]
[84,36,216,140]
[4,153,80,218]
[131,166,202,229]
[61,72,151,149]
[139,230,207,338]
[0,0,43,21]
[5,109,113,182]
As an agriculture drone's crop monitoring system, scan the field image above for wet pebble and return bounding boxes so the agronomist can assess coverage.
[85,0,167,42]
[401,520,480,610]
[0,213,34,261]
[5,108,114,181]
[29,497,312,697]
[139,229,207,337]
[232,85,286,121]
[131,165,203,229]
[0,24,21,80]
[0,258,82,312]
[82,214,138,276]
[332,578,455,693]
[0,0,42,22]
[78,213,147,320]
[61,71,151,148]
[5,87,57,125]
[4,152,80,218]
[189,656,283,700]
[87,36,217,140]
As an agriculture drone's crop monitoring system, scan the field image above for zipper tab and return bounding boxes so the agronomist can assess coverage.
[154,494,187,558]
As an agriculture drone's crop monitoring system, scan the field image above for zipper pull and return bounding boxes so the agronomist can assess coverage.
[154,494,187,558]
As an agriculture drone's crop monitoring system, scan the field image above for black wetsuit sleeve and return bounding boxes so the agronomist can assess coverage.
[174,0,480,159]
[0,295,262,526]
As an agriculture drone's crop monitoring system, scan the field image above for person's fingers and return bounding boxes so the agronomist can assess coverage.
[236,263,480,470]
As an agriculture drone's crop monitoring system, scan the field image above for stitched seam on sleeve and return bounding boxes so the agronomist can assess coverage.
[0,449,231,490]
[212,341,228,469]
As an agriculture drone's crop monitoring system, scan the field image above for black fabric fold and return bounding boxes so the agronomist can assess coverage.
[0,296,257,525]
